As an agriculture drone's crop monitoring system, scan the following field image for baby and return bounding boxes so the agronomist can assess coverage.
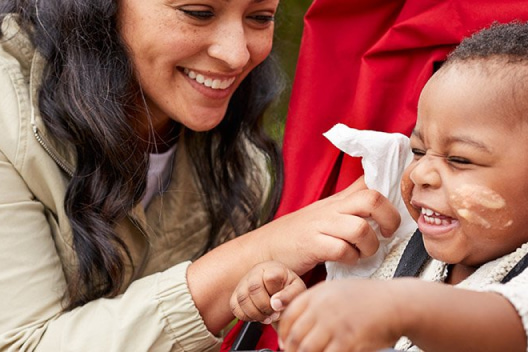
[230,21,528,351]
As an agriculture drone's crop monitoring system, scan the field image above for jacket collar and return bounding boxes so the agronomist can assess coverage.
[30,52,77,175]
[3,15,77,175]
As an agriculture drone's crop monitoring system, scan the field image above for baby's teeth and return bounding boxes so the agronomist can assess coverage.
[196,74,205,84]
[423,208,434,216]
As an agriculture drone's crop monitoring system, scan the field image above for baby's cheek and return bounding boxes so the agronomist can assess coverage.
[400,170,419,220]
[449,184,513,229]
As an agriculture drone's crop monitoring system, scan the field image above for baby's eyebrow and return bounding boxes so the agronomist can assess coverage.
[411,129,423,140]
[411,128,492,153]
[444,135,493,153]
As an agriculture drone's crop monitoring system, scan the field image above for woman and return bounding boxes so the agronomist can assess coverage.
[0,0,399,350]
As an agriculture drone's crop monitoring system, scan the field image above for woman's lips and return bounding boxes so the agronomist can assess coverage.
[182,67,236,90]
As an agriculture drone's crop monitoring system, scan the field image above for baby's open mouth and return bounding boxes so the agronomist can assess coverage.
[422,207,455,226]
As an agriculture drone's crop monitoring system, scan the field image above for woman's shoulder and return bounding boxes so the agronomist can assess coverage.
[0,15,35,83]
[0,15,37,155]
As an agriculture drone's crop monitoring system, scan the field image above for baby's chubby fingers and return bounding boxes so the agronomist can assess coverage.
[230,275,273,322]
[278,289,313,351]
[230,281,265,322]
[270,276,307,313]
[231,261,300,323]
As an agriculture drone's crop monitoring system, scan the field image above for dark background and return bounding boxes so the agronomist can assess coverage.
[266,0,312,142]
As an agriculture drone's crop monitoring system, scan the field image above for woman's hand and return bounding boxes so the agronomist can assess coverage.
[258,179,401,276]
[188,177,401,334]
[230,261,306,324]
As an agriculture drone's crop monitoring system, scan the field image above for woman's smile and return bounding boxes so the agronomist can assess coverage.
[179,67,239,100]
[182,68,237,90]
[118,0,277,132]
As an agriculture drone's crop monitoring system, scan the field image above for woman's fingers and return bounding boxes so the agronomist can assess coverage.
[262,184,401,274]
[338,189,401,238]
[319,212,381,259]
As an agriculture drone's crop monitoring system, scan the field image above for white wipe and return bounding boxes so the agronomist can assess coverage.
[324,124,416,279]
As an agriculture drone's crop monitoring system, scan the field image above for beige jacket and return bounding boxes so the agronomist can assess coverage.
[0,15,256,351]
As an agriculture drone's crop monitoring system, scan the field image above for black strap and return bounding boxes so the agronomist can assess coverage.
[393,229,430,278]
[230,321,263,351]
[393,229,528,283]
[502,252,528,283]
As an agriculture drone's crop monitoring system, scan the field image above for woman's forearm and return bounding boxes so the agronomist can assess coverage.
[187,228,267,334]
[188,176,399,334]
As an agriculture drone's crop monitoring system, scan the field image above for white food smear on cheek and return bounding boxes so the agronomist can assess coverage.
[449,184,513,229]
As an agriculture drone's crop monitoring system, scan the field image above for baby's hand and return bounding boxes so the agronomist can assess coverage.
[230,261,306,324]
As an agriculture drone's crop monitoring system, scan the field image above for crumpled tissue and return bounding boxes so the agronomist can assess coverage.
[324,124,417,280]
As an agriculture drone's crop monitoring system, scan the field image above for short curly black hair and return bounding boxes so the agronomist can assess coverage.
[436,21,528,126]
[447,21,528,64]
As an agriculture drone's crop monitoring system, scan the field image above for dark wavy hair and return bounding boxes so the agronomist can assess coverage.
[0,0,284,310]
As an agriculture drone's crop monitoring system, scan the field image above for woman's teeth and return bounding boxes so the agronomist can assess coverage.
[183,68,236,90]
[421,207,453,226]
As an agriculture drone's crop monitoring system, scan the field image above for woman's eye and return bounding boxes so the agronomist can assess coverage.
[180,9,214,20]
[447,156,471,165]
[248,14,275,25]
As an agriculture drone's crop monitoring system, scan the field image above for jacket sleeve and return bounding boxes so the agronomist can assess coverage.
[0,149,221,351]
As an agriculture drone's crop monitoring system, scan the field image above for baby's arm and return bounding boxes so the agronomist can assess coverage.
[230,261,306,324]
[277,278,525,352]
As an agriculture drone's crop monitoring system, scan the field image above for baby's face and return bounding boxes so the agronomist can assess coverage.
[401,63,528,267]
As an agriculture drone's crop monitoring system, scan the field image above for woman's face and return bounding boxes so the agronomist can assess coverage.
[401,64,528,267]
[118,0,279,133]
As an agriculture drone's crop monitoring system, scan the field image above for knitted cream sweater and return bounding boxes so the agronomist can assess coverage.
[371,233,528,351]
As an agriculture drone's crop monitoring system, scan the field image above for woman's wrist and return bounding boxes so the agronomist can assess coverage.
[186,228,273,333]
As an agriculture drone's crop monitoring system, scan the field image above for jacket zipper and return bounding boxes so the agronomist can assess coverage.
[32,124,74,177]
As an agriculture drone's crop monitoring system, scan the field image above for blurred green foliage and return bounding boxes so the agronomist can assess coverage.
[265,0,313,143]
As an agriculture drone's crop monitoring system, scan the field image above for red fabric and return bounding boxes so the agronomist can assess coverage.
[222,1,528,350]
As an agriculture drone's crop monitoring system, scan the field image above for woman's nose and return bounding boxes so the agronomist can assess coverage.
[208,22,250,70]
[409,154,442,189]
